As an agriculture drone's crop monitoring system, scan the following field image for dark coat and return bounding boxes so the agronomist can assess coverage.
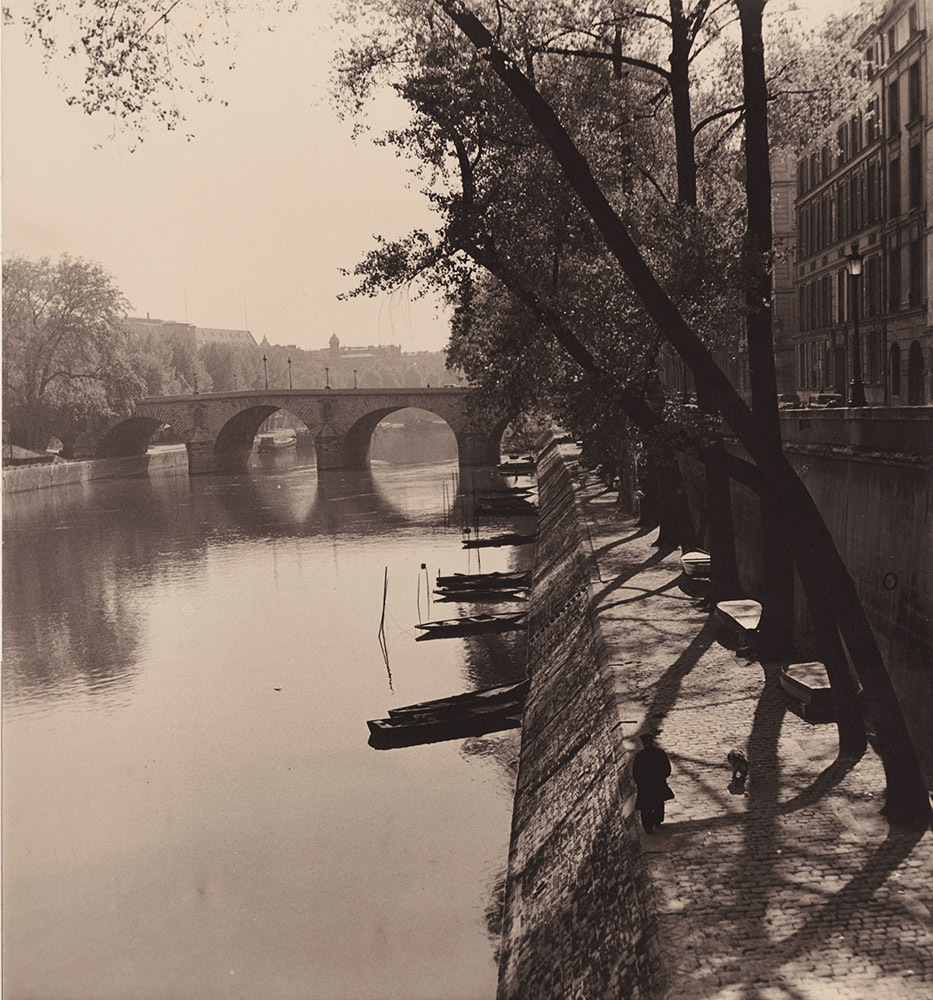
[632,744,674,809]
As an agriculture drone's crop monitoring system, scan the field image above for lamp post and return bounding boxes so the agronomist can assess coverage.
[325,367,330,389]
[262,354,268,390]
[846,240,866,406]
[353,369,358,389]
[287,357,292,389]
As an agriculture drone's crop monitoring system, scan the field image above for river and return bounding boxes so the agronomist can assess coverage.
[2,454,533,1000]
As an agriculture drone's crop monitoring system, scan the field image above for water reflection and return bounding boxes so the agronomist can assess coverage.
[2,460,529,1000]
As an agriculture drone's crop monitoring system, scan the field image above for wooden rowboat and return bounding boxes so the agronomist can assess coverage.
[414,612,527,640]
[387,679,529,718]
[462,532,537,549]
[435,570,531,589]
[434,587,529,603]
[367,703,523,749]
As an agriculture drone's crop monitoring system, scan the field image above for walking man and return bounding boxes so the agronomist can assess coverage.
[632,732,674,833]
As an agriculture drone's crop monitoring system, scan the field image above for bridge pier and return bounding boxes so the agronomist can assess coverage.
[315,430,368,471]
[186,441,253,476]
[456,428,500,466]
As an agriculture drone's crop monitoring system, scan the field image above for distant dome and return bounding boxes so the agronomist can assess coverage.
[329,333,340,350]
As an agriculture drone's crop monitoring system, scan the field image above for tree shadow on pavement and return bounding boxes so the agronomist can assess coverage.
[651,647,932,999]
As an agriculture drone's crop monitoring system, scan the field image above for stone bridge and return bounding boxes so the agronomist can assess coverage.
[95,388,509,475]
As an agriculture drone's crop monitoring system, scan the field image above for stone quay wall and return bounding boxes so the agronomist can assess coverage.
[496,439,664,1000]
[2,448,188,495]
[679,407,932,780]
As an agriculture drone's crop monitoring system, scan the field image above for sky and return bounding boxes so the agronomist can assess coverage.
[2,0,862,355]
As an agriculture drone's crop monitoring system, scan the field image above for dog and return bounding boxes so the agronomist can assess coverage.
[727,749,749,782]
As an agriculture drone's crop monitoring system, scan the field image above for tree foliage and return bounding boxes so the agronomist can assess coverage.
[2,254,144,450]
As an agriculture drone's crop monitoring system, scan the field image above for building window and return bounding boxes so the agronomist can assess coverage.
[850,115,860,155]
[891,343,902,395]
[839,177,849,236]
[837,269,847,323]
[908,62,921,120]
[867,160,880,221]
[888,27,897,58]
[866,97,881,143]
[889,155,901,217]
[867,256,882,316]
[887,78,900,136]
[822,274,832,327]
[869,329,882,382]
[909,4,919,36]
[888,246,902,311]
[907,340,924,405]
[909,238,923,307]
[908,143,922,210]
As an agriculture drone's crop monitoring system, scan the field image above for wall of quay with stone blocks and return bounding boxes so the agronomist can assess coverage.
[3,447,188,495]
[496,440,665,1000]
[679,408,932,782]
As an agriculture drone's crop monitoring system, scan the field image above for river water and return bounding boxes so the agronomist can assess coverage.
[2,455,532,1000]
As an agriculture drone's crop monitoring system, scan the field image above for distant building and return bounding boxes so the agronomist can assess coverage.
[325,333,402,360]
[123,315,258,350]
[793,0,930,405]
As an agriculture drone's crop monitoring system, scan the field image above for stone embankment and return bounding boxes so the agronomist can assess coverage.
[498,438,932,999]
[2,447,187,494]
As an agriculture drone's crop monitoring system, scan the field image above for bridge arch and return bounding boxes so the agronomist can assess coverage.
[104,388,506,476]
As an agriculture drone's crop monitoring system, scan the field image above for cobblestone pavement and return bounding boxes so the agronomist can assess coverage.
[573,470,933,1000]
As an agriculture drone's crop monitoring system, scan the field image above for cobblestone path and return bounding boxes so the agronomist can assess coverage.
[575,470,933,1000]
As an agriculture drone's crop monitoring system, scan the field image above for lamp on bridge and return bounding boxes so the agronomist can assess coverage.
[325,367,330,389]
[263,354,268,391]
[846,240,867,407]
[287,357,292,389]
[353,369,358,389]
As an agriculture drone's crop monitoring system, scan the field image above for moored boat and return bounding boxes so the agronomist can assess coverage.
[462,532,537,549]
[387,679,529,718]
[257,431,297,452]
[414,611,527,639]
[435,570,531,589]
[434,587,528,602]
[367,703,523,749]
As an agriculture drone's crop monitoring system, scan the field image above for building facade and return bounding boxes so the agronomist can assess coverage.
[794,0,930,405]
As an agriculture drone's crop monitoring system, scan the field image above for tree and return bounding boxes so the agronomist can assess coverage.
[2,254,144,452]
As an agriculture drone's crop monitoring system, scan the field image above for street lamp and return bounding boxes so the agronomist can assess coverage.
[846,240,867,406]
[353,369,358,389]
[287,357,293,389]
[325,367,330,389]
[263,354,268,390]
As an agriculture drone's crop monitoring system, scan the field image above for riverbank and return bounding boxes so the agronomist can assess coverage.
[2,447,187,494]
[500,438,932,999]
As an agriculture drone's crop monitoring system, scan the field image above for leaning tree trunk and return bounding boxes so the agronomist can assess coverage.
[437,0,930,826]
[737,0,797,658]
